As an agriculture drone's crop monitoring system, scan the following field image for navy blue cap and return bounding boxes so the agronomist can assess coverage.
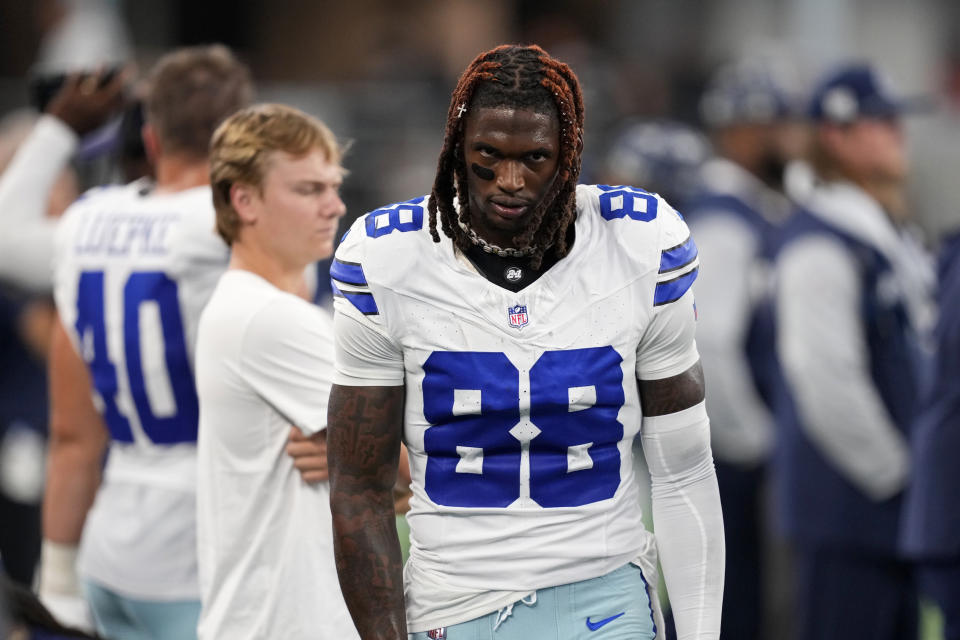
[808,64,929,123]
[699,58,801,127]
[603,120,710,206]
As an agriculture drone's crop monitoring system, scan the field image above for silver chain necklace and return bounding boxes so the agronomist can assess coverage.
[457,220,538,258]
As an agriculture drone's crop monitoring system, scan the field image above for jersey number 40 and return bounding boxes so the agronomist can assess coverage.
[75,270,198,444]
[422,346,625,509]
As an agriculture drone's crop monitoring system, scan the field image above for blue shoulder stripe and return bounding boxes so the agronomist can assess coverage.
[330,259,368,286]
[659,236,698,273]
[331,281,379,315]
[654,267,699,306]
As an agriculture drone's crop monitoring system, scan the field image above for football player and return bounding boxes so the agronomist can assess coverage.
[40,44,252,639]
[328,44,724,640]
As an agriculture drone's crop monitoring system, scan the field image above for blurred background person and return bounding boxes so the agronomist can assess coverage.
[40,44,253,638]
[0,70,125,293]
[0,88,119,592]
[901,221,960,640]
[681,57,803,640]
[774,63,934,640]
[598,118,711,210]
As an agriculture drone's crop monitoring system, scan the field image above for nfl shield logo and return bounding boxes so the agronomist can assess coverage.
[427,629,446,639]
[508,304,529,329]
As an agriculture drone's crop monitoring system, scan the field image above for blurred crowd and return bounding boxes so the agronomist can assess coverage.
[1,1,960,639]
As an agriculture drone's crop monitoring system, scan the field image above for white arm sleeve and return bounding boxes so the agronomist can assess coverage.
[0,115,77,292]
[332,302,404,386]
[239,296,336,435]
[690,214,773,465]
[643,402,724,640]
[776,236,909,500]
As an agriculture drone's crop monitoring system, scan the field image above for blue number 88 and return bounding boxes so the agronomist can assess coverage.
[422,346,625,508]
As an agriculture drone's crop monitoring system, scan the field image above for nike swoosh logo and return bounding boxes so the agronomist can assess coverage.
[586,612,625,631]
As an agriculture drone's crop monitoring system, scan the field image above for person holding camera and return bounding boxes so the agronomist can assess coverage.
[0,67,125,293]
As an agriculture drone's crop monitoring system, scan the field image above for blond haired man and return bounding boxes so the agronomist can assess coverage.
[196,103,355,639]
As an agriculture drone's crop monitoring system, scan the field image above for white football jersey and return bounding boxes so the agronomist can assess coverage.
[52,180,229,599]
[332,184,701,631]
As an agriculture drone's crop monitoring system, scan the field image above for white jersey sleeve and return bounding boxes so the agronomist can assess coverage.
[637,288,699,380]
[636,202,701,380]
[330,217,405,386]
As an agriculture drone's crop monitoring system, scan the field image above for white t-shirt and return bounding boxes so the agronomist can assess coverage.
[195,269,356,640]
[332,184,702,631]
[52,181,228,600]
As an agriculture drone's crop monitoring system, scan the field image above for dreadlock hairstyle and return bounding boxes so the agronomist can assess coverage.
[428,44,585,269]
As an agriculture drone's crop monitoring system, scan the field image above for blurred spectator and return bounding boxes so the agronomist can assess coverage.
[774,63,933,640]
[0,290,51,589]
[0,106,88,591]
[598,119,711,209]
[33,0,130,77]
[683,57,802,640]
[0,70,125,292]
[901,226,960,640]
[39,45,252,639]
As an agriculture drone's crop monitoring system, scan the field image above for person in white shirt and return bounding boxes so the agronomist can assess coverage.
[41,46,329,640]
[195,103,356,640]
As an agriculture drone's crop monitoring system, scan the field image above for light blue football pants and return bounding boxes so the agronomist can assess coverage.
[83,579,200,640]
[409,562,660,640]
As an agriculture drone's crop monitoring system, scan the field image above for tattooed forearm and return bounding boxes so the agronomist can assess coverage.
[638,360,705,416]
[328,384,407,639]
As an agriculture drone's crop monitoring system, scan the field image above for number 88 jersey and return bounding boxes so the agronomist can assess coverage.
[332,184,700,630]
